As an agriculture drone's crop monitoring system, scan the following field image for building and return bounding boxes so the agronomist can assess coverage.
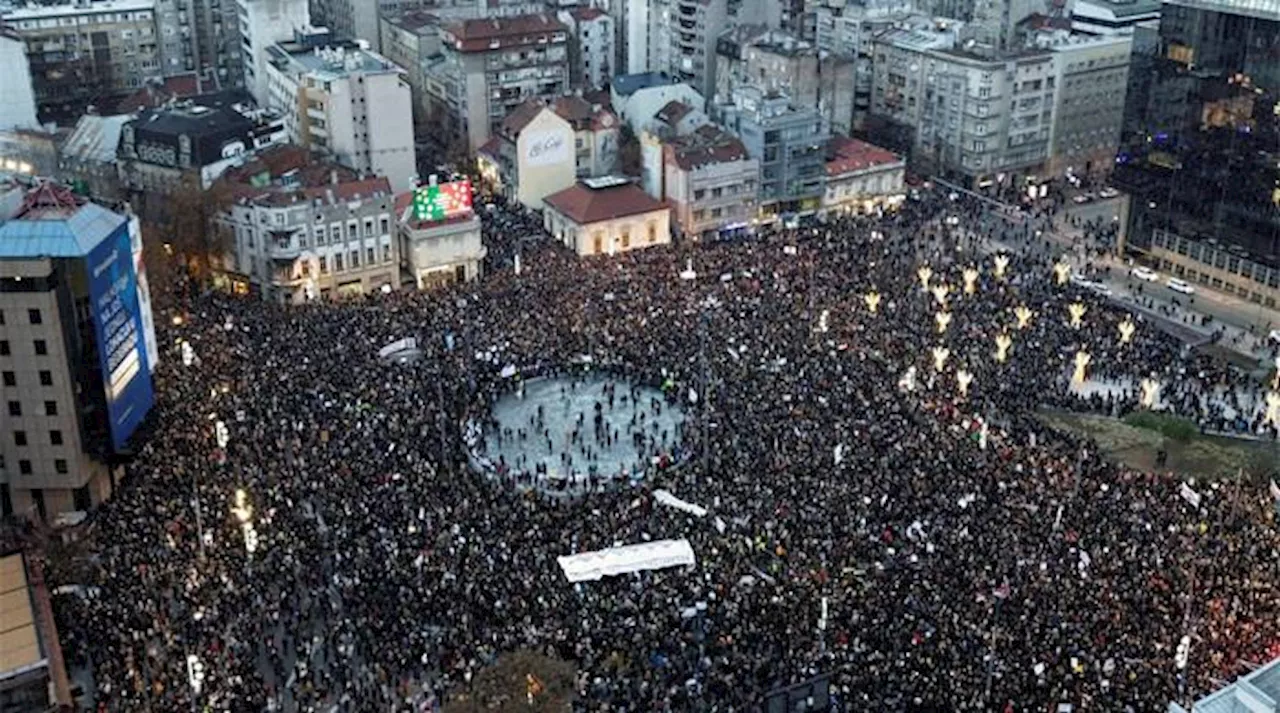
[715,29,857,135]
[425,14,571,151]
[1169,655,1280,713]
[118,94,286,199]
[236,0,312,106]
[0,551,68,710]
[970,0,1073,51]
[478,95,620,209]
[543,176,670,256]
[559,7,614,89]
[0,181,158,519]
[379,11,442,121]
[3,0,164,122]
[611,71,705,133]
[1070,0,1161,36]
[264,33,416,192]
[1043,31,1131,176]
[394,178,487,289]
[649,99,711,138]
[822,135,905,214]
[669,0,727,102]
[719,85,829,216]
[59,114,134,203]
[0,27,38,132]
[625,0,672,74]
[216,145,401,301]
[311,0,378,45]
[657,124,758,238]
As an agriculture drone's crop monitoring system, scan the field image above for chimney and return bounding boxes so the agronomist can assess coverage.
[330,169,339,185]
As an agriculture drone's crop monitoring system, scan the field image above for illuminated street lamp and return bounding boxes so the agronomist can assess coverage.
[994,333,1012,363]
[993,254,1010,279]
[1067,302,1087,329]
[864,291,881,314]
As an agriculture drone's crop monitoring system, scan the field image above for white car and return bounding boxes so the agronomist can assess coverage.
[1072,194,1094,204]
[1166,277,1196,295]
[1131,266,1159,282]
[1099,187,1120,199]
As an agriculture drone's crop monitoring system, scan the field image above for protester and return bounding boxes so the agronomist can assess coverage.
[53,189,1280,713]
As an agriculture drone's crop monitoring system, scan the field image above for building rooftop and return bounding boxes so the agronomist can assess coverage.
[655,100,695,125]
[1174,655,1280,713]
[826,135,901,176]
[61,114,132,166]
[1164,0,1280,21]
[218,145,390,207]
[0,182,123,259]
[668,125,750,171]
[1073,0,1162,19]
[384,9,440,32]
[0,553,44,682]
[500,99,547,137]
[876,26,958,51]
[612,71,677,98]
[544,179,666,224]
[442,14,566,52]
[114,74,202,113]
[267,42,400,79]
[570,6,606,20]
[2,0,153,19]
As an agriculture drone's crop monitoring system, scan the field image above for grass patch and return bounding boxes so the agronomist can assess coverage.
[1122,411,1198,442]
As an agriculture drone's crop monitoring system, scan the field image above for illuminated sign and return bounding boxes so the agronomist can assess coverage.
[412,180,473,222]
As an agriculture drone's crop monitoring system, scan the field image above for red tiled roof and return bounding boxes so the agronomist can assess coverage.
[825,136,901,177]
[221,144,312,185]
[115,74,202,113]
[583,89,612,110]
[443,14,566,52]
[666,126,750,171]
[544,182,666,224]
[551,95,594,123]
[571,6,607,21]
[477,136,504,158]
[655,100,693,125]
[501,99,548,137]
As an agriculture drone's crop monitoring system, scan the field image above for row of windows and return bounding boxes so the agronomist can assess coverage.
[12,458,69,476]
[7,400,59,417]
[12,430,63,446]
[0,339,50,356]
[2,370,54,387]
[0,308,43,325]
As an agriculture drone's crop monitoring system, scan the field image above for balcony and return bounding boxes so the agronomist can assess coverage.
[268,230,301,260]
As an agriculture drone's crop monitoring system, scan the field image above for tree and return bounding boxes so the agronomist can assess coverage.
[443,650,576,713]
[139,173,235,295]
[618,125,642,178]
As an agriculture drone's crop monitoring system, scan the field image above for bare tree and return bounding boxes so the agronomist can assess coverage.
[139,173,236,293]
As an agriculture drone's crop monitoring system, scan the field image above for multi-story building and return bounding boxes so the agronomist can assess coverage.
[543,176,671,256]
[871,28,1058,184]
[393,178,486,289]
[822,135,906,214]
[657,124,758,238]
[425,14,570,151]
[559,7,614,89]
[0,180,158,519]
[379,11,441,121]
[611,70,704,133]
[715,29,856,134]
[3,0,164,122]
[669,0,726,101]
[216,144,401,301]
[60,113,134,203]
[1070,0,1160,36]
[625,0,671,74]
[264,32,416,191]
[310,0,377,44]
[719,85,829,216]
[971,0,1074,51]
[0,27,38,131]
[1043,32,1131,175]
[118,94,286,199]
[236,0,311,106]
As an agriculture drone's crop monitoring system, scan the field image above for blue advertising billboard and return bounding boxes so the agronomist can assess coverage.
[87,222,154,450]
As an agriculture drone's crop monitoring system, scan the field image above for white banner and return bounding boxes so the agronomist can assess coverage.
[653,489,707,518]
[1179,482,1201,509]
[378,337,418,360]
[524,130,569,167]
[557,539,695,582]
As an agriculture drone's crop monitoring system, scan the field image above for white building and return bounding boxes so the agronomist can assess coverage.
[0,28,38,131]
[394,185,487,289]
[611,71,704,134]
[822,135,906,214]
[625,0,671,74]
[237,0,313,106]
[669,0,726,102]
[1070,0,1160,36]
[560,7,615,89]
[543,177,671,257]
[264,34,416,192]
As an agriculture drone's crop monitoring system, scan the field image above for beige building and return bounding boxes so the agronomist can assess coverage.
[394,190,487,289]
[1044,32,1131,176]
[543,177,671,257]
[658,125,758,239]
[823,136,906,214]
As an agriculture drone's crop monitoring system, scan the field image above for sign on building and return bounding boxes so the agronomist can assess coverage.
[523,130,569,167]
[412,180,473,222]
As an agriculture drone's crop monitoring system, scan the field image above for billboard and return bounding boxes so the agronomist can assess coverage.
[127,215,158,373]
[412,180,473,222]
[88,222,154,450]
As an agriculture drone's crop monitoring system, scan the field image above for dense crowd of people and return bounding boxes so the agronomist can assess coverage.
[50,186,1280,713]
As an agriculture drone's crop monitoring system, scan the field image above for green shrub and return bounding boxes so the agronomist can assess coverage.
[1123,411,1198,443]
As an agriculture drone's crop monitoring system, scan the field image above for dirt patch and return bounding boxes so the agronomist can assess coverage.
[1037,409,1278,480]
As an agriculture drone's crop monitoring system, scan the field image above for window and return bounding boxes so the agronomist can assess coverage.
[44,400,57,416]
[380,217,389,234]
[315,228,326,246]
[648,223,657,243]
[621,230,630,249]
[320,256,328,274]
[0,309,5,324]
[38,370,52,386]
[1,372,13,387]
[364,219,374,237]
[0,341,7,355]
[18,460,31,476]
[28,308,42,324]
[7,402,19,416]
[34,340,47,356]
[334,253,344,271]
[383,244,392,262]
[55,459,68,474]
[350,250,360,268]
[13,431,26,446]
[50,430,62,446]
[366,247,375,265]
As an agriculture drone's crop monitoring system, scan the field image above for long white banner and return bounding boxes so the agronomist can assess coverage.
[557,539,696,582]
[653,489,707,517]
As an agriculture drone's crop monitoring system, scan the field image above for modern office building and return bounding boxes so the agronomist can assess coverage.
[235,0,311,106]
[719,85,829,216]
[1070,0,1161,35]
[3,0,164,122]
[425,14,571,151]
[264,32,416,191]
[216,144,401,301]
[0,180,157,519]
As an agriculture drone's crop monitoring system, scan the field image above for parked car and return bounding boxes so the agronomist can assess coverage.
[1166,277,1196,294]
[1099,187,1120,199]
[1072,193,1094,204]
[1131,266,1159,282]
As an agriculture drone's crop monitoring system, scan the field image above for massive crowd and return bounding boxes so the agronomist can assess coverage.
[51,186,1280,713]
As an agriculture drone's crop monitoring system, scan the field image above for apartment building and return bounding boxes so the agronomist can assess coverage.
[659,124,758,238]
[822,135,905,214]
[3,0,163,121]
[669,0,726,101]
[1044,32,1131,175]
[379,11,441,121]
[217,145,400,301]
[719,85,829,216]
[264,32,415,191]
[625,0,671,74]
[310,0,376,44]
[559,7,614,89]
[0,181,157,519]
[715,29,856,135]
[0,28,39,131]
[425,14,570,151]
[235,0,310,106]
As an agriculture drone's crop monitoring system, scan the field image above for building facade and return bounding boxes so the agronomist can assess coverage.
[236,0,311,106]
[477,99,579,209]
[310,0,377,44]
[264,34,416,191]
[715,29,857,135]
[559,7,614,89]
[0,28,39,131]
[0,181,157,519]
[669,0,726,102]
[394,188,486,289]
[217,147,400,301]
[719,86,829,216]
[659,124,758,238]
[543,177,671,256]
[4,0,164,122]
[822,135,905,214]
[624,0,671,74]
[1045,32,1131,176]
[378,11,441,121]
